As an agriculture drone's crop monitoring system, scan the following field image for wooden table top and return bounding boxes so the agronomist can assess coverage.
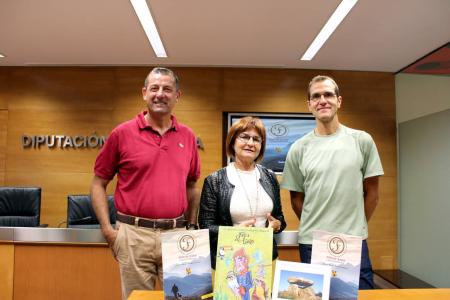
[128,288,450,300]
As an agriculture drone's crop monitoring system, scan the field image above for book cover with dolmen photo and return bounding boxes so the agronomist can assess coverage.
[272,260,331,300]
[161,229,213,300]
[214,226,273,300]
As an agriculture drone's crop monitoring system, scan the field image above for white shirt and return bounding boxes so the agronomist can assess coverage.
[227,163,273,227]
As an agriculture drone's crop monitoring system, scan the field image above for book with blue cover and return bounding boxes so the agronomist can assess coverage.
[214,226,273,300]
[161,229,213,300]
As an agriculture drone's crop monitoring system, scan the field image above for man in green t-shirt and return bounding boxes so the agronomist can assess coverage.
[281,75,384,289]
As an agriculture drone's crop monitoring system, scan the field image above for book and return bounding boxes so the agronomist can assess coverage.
[311,230,362,300]
[214,226,273,300]
[272,260,331,300]
[161,229,213,300]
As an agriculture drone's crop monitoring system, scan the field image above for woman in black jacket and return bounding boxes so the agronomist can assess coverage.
[199,116,286,268]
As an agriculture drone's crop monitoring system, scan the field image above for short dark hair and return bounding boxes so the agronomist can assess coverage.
[307,75,340,99]
[144,67,180,90]
[226,116,266,163]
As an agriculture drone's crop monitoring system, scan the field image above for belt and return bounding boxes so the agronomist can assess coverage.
[116,213,187,230]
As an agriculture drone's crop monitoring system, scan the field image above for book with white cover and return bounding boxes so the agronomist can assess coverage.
[161,229,213,300]
[311,230,362,300]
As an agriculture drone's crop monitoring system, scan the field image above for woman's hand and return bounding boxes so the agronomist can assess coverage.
[267,213,281,232]
[239,218,256,227]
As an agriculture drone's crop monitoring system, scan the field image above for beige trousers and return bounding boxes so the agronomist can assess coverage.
[112,221,184,300]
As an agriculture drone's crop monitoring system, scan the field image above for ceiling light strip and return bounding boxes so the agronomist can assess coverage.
[301,0,358,61]
[130,0,167,58]
[0,53,5,58]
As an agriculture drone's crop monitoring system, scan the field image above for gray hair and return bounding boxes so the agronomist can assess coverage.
[144,67,180,90]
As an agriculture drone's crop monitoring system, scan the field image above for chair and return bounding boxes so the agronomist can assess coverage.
[67,195,116,228]
[0,187,42,227]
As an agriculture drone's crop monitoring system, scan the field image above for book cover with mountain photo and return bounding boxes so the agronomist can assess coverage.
[161,229,213,300]
[311,230,362,300]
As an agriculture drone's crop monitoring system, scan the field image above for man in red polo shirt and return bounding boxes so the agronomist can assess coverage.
[91,67,200,299]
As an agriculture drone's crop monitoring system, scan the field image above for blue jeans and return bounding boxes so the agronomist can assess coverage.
[299,239,374,289]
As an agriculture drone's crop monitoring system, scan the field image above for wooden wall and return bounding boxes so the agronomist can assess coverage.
[0,67,397,269]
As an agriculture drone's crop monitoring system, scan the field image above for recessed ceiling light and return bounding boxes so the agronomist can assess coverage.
[0,53,5,58]
[301,0,359,61]
[130,0,167,58]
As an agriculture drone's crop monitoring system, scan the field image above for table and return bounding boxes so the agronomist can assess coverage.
[358,288,450,300]
[128,289,450,300]
[0,227,298,300]
[0,227,121,300]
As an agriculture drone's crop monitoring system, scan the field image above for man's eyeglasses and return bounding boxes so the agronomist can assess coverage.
[309,92,336,103]
[237,133,262,144]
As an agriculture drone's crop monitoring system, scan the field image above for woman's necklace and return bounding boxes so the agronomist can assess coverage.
[234,163,259,218]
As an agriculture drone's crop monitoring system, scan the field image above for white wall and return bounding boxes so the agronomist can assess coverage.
[397,73,450,287]
[396,73,450,123]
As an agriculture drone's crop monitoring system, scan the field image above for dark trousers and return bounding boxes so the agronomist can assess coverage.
[299,239,374,289]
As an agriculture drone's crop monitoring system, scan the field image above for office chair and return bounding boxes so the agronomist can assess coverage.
[67,195,116,228]
[0,187,42,227]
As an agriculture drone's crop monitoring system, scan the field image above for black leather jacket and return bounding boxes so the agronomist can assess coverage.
[198,164,287,268]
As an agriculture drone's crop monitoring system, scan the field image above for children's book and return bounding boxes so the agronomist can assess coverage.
[272,260,331,300]
[214,226,273,300]
[161,229,213,300]
[311,230,362,300]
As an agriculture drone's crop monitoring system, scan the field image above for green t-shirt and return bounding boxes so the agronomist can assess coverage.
[281,125,384,244]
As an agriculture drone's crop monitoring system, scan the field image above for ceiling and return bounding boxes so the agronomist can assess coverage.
[1,0,449,73]
[401,42,450,75]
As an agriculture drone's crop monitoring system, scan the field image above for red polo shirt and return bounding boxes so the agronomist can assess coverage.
[94,112,200,219]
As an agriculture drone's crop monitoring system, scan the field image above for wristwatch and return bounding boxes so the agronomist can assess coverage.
[186,223,199,230]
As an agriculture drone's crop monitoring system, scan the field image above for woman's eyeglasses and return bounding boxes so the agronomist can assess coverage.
[237,133,262,144]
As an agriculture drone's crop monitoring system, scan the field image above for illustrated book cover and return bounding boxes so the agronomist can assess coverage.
[214,226,273,300]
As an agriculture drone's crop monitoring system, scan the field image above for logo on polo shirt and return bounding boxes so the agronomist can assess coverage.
[178,142,184,148]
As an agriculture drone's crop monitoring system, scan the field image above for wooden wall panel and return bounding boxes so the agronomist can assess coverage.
[5,107,115,226]
[175,110,224,182]
[370,176,398,268]
[279,181,299,231]
[13,245,121,300]
[6,110,113,173]
[0,110,8,185]
[7,68,115,111]
[113,67,149,112]
[222,68,312,113]
[0,69,9,109]
[332,72,395,115]
[0,244,14,300]
[0,67,397,269]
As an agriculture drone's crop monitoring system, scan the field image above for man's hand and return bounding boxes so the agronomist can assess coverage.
[102,226,118,247]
